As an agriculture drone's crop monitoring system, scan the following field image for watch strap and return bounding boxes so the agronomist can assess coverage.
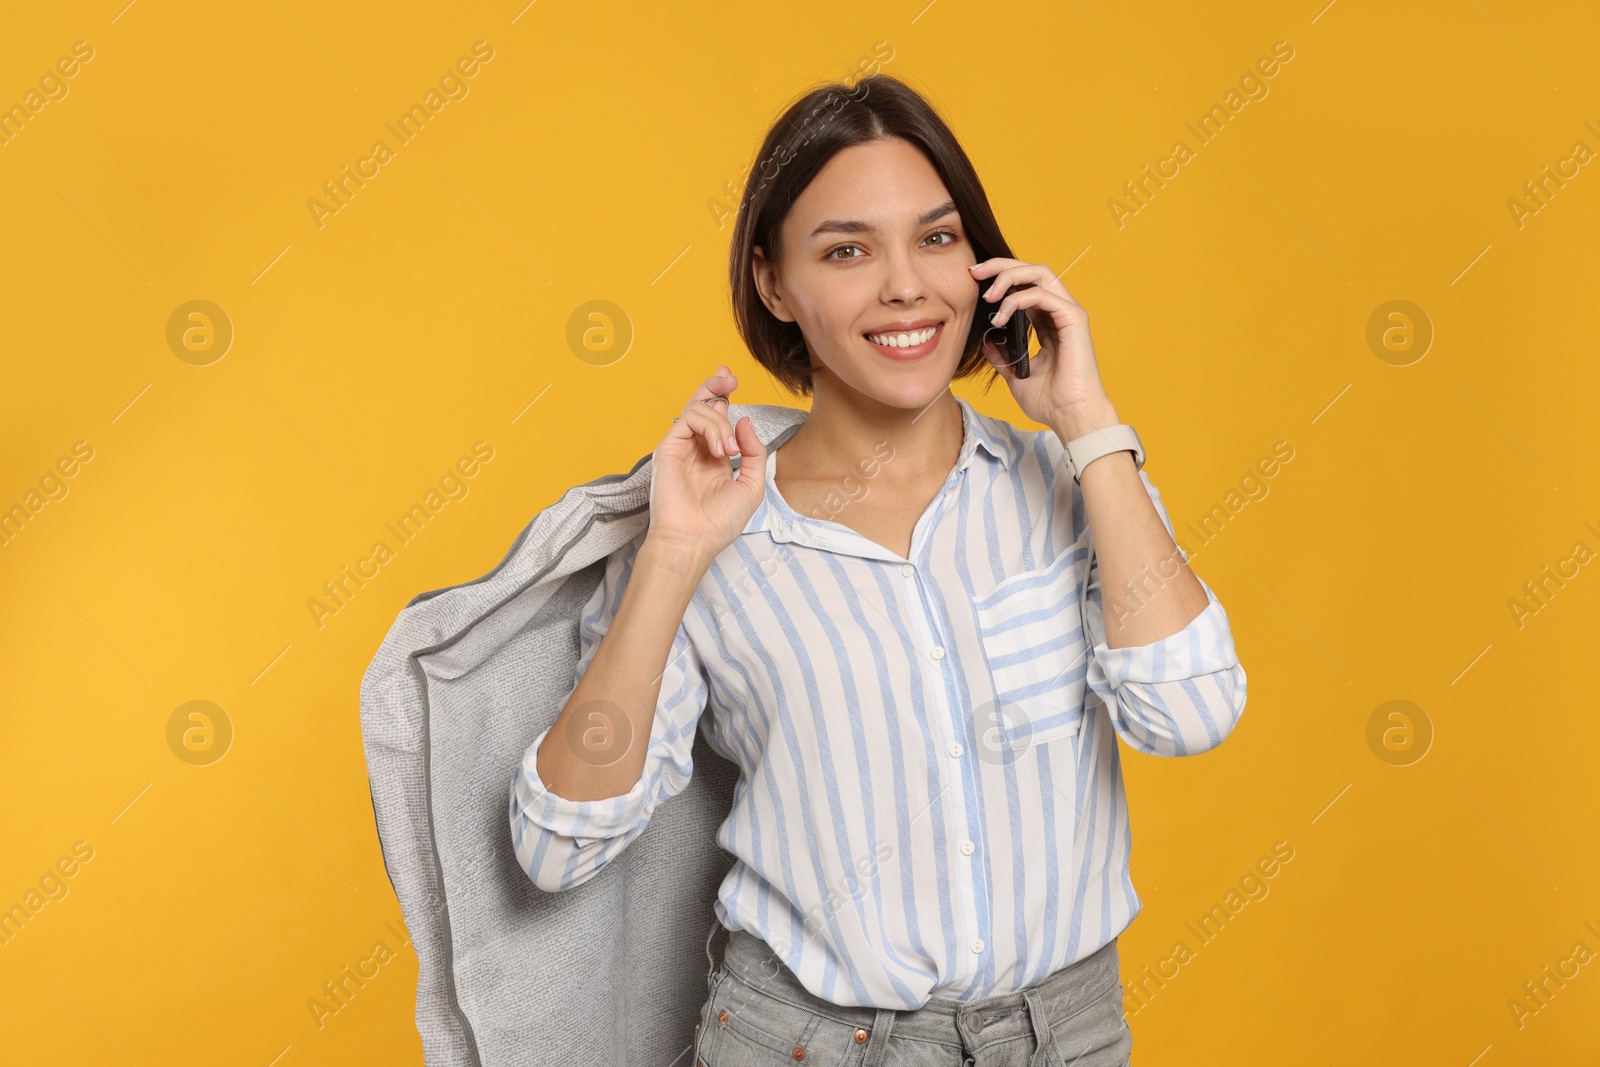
[1064,424,1145,484]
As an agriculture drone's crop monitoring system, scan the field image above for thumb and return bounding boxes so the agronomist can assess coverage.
[732,417,765,483]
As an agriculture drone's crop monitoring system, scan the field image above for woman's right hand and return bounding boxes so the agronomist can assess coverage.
[645,364,768,565]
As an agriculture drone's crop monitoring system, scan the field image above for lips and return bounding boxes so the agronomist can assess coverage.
[864,322,944,361]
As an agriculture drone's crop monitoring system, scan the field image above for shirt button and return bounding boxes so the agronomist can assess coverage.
[970,938,985,954]
[948,742,963,758]
[960,841,975,856]
[930,645,945,660]
[901,563,914,577]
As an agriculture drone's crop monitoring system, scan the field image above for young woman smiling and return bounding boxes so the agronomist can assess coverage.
[512,73,1248,1067]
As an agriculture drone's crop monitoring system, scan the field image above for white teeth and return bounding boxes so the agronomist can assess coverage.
[867,326,937,348]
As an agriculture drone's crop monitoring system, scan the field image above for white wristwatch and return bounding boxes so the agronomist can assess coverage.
[1063,424,1145,484]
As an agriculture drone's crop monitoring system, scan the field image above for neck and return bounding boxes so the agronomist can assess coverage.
[780,379,966,487]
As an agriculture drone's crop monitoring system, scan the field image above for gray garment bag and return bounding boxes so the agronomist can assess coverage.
[360,402,807,1065]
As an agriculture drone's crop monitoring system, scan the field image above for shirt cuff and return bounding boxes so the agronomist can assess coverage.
[1091,582,1240,688]
[510,723,656,847]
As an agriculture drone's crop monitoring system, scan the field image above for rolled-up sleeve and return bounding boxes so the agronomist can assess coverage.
[1080,469,1248,757]
[509,535,711,892]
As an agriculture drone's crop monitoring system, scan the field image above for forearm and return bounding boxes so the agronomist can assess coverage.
[534,536,709,801]
[1050,397,1209,649]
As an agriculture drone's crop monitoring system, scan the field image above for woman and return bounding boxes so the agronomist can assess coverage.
[511,73,1247,1066]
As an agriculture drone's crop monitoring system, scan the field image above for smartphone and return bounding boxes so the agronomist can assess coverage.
[979,282,1032,378]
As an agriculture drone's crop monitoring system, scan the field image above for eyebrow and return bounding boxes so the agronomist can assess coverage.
[808,199,958,241]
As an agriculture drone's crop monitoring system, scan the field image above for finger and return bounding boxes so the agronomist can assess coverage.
[711,400,741,457]
[682,397,746,459]
[688,364,738,408]
[978,262,1068,304]
[979,328,1016,381]
[697,395,741,456]
[967,258,1023,280]
[989,283,1073,327]
[730,415,766,481]
[727,416,770,495]
[678,404,739,458]
[684,365,741,454]
[672,371,733,434]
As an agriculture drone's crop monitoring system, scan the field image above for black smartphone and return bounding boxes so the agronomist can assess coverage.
[979,282,1032,378]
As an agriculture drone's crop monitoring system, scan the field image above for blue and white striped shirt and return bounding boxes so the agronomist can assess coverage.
[511,396,1247,1009]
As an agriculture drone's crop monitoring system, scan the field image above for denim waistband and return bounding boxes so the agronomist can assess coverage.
[714,925,1122,1056]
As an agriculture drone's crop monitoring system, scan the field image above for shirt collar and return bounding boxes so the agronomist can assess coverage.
[738,396,1012,540]
[956,395,1013,472]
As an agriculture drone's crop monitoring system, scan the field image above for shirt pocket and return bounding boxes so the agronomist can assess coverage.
[973,548,1089,759]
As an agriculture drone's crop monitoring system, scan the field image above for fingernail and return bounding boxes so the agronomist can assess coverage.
[713,437,723,456]
[727,436,739,456]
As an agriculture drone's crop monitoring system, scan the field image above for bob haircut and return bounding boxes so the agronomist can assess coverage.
[727,73,1017,398]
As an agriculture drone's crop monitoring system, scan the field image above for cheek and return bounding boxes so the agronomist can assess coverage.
[789,289,848,343]
[954,297,973,330]
[944,279,978,317]
[813,305,845,340]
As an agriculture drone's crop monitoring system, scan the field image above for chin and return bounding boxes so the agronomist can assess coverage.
[819,331,965,409]
[857,366,958,412]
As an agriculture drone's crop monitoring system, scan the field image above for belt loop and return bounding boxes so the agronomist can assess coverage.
[860,1007,898,1067]
[1021,988,1055,1067]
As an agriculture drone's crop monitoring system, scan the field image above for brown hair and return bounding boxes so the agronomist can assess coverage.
[727,73,1015,398]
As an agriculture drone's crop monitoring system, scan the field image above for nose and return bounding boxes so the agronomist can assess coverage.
[878,243,931,305]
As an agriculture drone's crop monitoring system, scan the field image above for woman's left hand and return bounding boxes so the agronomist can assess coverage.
[969,257,1118,437]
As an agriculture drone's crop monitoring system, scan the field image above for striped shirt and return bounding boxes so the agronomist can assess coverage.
[510,396,1247,1009]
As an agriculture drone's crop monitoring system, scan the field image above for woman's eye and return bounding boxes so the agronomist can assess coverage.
[828,230,957,260]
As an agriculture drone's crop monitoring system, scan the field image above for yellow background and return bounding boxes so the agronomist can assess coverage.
[2,0,1596,1063]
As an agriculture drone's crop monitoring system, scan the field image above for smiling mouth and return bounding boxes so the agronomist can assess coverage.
[864,322,943,359]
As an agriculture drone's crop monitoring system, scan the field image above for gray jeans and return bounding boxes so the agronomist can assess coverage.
[691,926,1133,1067]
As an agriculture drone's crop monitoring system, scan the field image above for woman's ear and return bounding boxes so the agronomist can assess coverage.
[751,246,795,324]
